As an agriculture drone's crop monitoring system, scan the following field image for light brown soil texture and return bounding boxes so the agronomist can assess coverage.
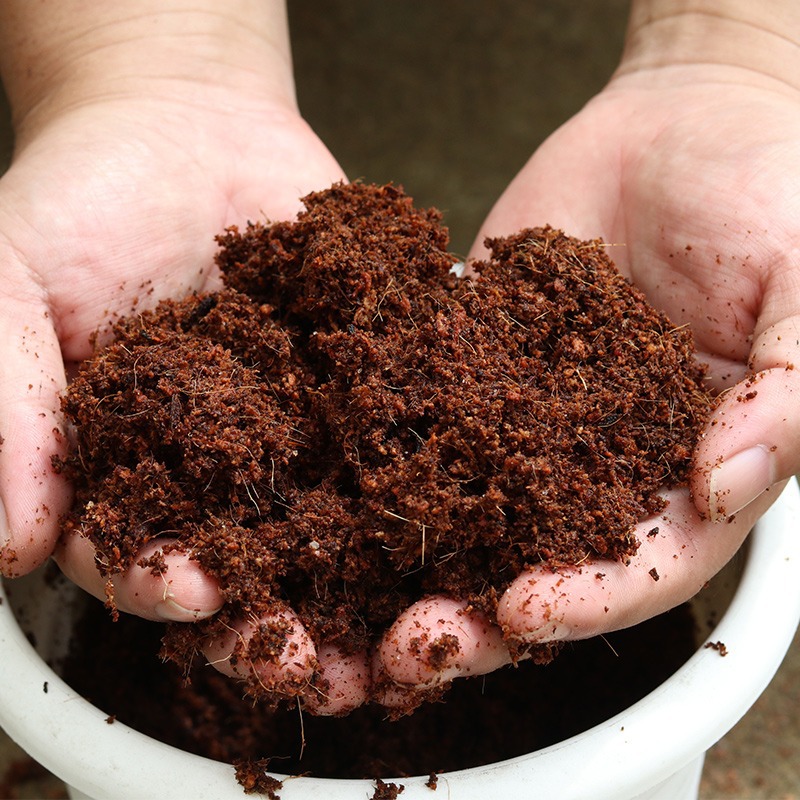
[56,182,711,706]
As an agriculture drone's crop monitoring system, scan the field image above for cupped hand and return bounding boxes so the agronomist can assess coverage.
[0,64,363,708]
[377,61,800,689]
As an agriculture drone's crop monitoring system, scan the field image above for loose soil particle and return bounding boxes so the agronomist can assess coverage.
[705,640,729,657]
[56,181,712,710]
[372,779,404,799]
[233,760,283,797]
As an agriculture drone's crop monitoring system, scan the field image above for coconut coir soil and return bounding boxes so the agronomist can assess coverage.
[57,182,711,708]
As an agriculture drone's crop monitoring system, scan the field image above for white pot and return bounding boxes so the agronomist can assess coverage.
[1,478,799,800]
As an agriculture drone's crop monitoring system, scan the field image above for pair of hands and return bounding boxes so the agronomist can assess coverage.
[1,2,799,714]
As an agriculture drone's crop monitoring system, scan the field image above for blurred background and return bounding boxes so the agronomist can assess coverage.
[0,2,798,797]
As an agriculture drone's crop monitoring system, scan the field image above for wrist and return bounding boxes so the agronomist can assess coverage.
[616,0,800,92]
[0,1,297,138]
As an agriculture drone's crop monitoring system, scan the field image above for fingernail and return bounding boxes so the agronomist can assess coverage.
[0,495,14,577]
[709,444,776,521]
[155,597,221,622]
[518,620,571,643]
[0,494,8,546]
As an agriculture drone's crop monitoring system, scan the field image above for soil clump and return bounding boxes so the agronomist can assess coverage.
[56,182,712,708]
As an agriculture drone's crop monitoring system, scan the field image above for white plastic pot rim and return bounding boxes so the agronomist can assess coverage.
[1,478,799,800]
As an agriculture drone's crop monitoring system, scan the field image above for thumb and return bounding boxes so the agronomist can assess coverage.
[0,267,72,576]
[692,317,800,520]
[465,117,620,263]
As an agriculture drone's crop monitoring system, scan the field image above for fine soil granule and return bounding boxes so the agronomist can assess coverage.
[56,182,711,710]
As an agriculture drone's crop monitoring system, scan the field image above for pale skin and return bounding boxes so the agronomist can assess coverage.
[1,0,799,714]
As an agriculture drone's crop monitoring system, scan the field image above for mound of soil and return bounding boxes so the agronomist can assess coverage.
[56,182,711,707]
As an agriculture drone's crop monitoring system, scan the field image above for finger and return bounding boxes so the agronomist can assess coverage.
[693,318,800,520]
[0,287,72,577]
[55,532,223,622]
[202,606,316,694]
[369,649,449,713]
[378,596,512,687]
[302,644,369,716]
[695,352,747,394]
[498,485,778,643]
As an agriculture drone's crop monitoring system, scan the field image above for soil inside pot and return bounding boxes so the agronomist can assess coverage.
[55,181,712,712]
[61,589,696,780]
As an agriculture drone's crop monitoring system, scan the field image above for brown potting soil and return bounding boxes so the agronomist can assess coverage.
[56,181,712,710]
[61,586,696,780]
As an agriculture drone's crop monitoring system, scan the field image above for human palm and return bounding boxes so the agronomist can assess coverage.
[1,96,345,367]
[476,71,800,387]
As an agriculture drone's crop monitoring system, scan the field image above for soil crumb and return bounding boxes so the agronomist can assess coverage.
[373,779,404,798]
[234,759,283,797]
[704,640,729,657]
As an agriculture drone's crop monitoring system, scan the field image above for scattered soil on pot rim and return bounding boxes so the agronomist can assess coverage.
[55,181,712,709]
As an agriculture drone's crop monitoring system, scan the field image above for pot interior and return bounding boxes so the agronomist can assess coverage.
[3,546,743,781]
